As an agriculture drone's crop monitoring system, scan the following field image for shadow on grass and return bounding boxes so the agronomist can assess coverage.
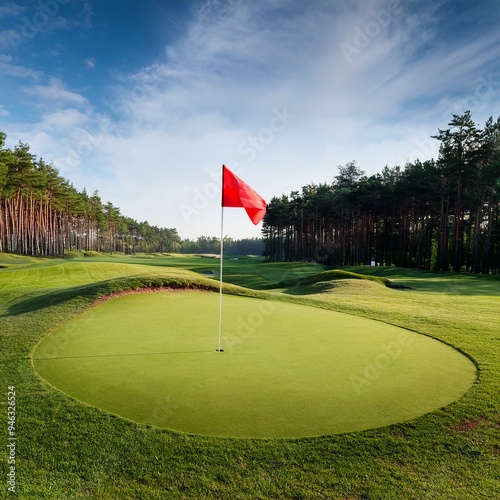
[36,350,214,360]
[283,281,339,296]
[341,266,500,296]
[3,281,121,317]
[2,275,220,317]
[260,269,389,294]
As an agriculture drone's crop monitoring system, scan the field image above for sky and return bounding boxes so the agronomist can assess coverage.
[1,0,500,239]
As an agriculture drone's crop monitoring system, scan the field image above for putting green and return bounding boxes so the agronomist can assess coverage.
[33,291,476,438]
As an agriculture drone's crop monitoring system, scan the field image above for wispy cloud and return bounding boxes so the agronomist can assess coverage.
[40,108,91,130]
[85,57,96,69]
[0,54,43,80]
[52,2,93,31]
[22,77,89,107]
[0,2,24,19]
[76,2,93,30]
[0,0,92,54]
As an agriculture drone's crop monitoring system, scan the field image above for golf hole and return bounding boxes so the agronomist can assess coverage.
[33,291,477,438]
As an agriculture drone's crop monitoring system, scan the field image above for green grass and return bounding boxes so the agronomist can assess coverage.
[1,253,500,498]
[32,291,475,438]
[342,265,500,295]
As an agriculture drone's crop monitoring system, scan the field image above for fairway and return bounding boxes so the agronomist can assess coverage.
[32,291,476,438]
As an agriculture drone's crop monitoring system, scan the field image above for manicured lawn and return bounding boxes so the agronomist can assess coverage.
[33,291,475,438]
[1,253,499,498]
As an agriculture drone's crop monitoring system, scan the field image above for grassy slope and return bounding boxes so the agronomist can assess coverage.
[1,254,499,499]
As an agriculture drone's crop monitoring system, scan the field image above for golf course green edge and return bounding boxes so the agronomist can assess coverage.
[31,272,478,439]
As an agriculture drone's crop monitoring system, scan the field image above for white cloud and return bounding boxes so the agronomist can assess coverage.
[0,2,24,19]
[40,109,90,129]
[0,29,20,51]
[0,56,43,80]
[85,57,96,69]
[22,77,89,106]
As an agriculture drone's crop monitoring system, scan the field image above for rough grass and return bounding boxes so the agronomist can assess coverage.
[1,253,500,499]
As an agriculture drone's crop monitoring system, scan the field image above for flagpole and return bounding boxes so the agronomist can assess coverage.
[217,204,224,352]
[217,164,266,352]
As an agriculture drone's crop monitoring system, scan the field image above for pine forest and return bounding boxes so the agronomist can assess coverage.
[262,112,500,273]
[1,111,500,273]
[0,131,181,256]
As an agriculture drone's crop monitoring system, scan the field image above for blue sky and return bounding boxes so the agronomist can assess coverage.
[1,0,499,239]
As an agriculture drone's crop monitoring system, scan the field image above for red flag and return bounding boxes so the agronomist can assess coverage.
[221,165,266,224]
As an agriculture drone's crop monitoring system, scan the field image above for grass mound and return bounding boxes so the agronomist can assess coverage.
[268,269,389,294]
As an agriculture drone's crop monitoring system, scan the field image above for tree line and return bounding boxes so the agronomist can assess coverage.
[0,131,183,255]
[0,132,160,255]
[180,236,263,255]
[0,131,263,257]
[262,112,500,273]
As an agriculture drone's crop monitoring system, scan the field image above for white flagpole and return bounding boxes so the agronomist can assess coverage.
[217,205,224,352]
